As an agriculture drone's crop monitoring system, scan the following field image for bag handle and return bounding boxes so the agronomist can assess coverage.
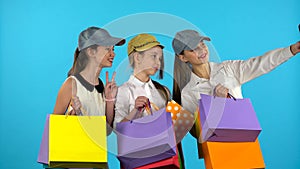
[227,93,237,101]
[66,76,90,118]
[130,101,159,123]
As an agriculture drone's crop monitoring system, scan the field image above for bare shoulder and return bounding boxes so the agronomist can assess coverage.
[53,77,77,115]
[60,77,77,96]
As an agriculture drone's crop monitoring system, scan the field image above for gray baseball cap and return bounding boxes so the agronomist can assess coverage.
[78,27,125,51]
[172,30,211,55]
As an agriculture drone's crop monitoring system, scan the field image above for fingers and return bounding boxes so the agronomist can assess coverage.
[106,71,109,84]
[111,71,116,82]
[68,109,76,115]
[105,81,117,89]
[71,96,82,115]
[106,82,117,89]
[135,96,149,109]
[290,41,300,55]
[106,71,116,83]
[214,84,229,98]
[105,81,117,92]
[104,78,118,100]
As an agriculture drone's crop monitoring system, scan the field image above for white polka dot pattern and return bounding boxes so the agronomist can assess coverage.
[166,100,195,143]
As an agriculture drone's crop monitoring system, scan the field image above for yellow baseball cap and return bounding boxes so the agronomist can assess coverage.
[127,33,164,55]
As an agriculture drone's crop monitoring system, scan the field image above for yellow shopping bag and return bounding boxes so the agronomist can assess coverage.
[48,114,107,168]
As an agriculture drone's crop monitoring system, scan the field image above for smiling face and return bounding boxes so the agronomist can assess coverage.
[94,45,116,68]
[135,46,163,77]
[179,41,210,66]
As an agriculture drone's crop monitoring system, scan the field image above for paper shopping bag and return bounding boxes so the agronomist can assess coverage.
[48,114,107,168]
[193,108,204,159]
[132,145,181,169]
[166,100,194,143]
[202,139,265,169]
[199,94,261,142]
[131,155,180,169]
[120,146,181,169]
[116,108,177,169]
[37,114,50,165]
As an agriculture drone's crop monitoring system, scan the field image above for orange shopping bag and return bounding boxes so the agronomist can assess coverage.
[195,105,265,169]
[202,139,265,169]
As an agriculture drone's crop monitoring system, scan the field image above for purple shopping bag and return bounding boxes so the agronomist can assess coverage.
[116,108,176,169]
[37,114,50,165]
[199,94,261,142]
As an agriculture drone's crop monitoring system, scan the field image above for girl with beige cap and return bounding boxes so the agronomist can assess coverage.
[52,26,125,131]
[114,33,187,168]
[114,33,169,126]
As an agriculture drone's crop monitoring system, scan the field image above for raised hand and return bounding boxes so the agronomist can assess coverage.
[104,71,117,101]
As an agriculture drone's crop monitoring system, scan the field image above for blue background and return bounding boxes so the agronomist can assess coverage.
[0,0,299,169]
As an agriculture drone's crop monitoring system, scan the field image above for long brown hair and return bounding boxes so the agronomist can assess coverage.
[172,55,192,105]
[67,45,98,77]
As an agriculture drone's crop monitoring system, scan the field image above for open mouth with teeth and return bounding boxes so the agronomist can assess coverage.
[108,58,114,63]
[198,53,207,59]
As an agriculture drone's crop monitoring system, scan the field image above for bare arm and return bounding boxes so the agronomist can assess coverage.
[52,78,73,115]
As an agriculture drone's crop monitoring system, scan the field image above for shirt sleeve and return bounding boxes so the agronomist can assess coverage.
[225,47,294,84]
[113,85,131,129]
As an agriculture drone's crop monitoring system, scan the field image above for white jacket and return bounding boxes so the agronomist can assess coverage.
[181,47,294,114]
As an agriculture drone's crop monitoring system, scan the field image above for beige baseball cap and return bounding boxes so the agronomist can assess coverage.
[127,33,164,56]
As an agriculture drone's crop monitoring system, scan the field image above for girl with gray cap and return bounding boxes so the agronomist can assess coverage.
[53,26,125,131]
[172,29,300,158]
[172,29,299,113]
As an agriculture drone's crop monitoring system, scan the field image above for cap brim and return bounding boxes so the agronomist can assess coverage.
[135,42,164,52]
[185,36,211,50]
[110,37,126,46]
[100,37,125,46]
[115,38,126,46]
[202,36,211,42]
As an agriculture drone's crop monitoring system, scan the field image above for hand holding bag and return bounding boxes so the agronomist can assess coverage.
[116,108,177,169]
[199,94,261,142]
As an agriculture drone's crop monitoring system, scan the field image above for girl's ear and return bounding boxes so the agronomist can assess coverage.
[86,47,96,57]
[178,53,189,63]
[133,52,141,64]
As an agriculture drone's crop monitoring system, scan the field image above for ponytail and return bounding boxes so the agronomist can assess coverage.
[67,48,80,77]
[67,45,98,77]
[172,55,192,105]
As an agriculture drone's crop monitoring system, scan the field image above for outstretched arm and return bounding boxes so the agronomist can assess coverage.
[226,42,298,85]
